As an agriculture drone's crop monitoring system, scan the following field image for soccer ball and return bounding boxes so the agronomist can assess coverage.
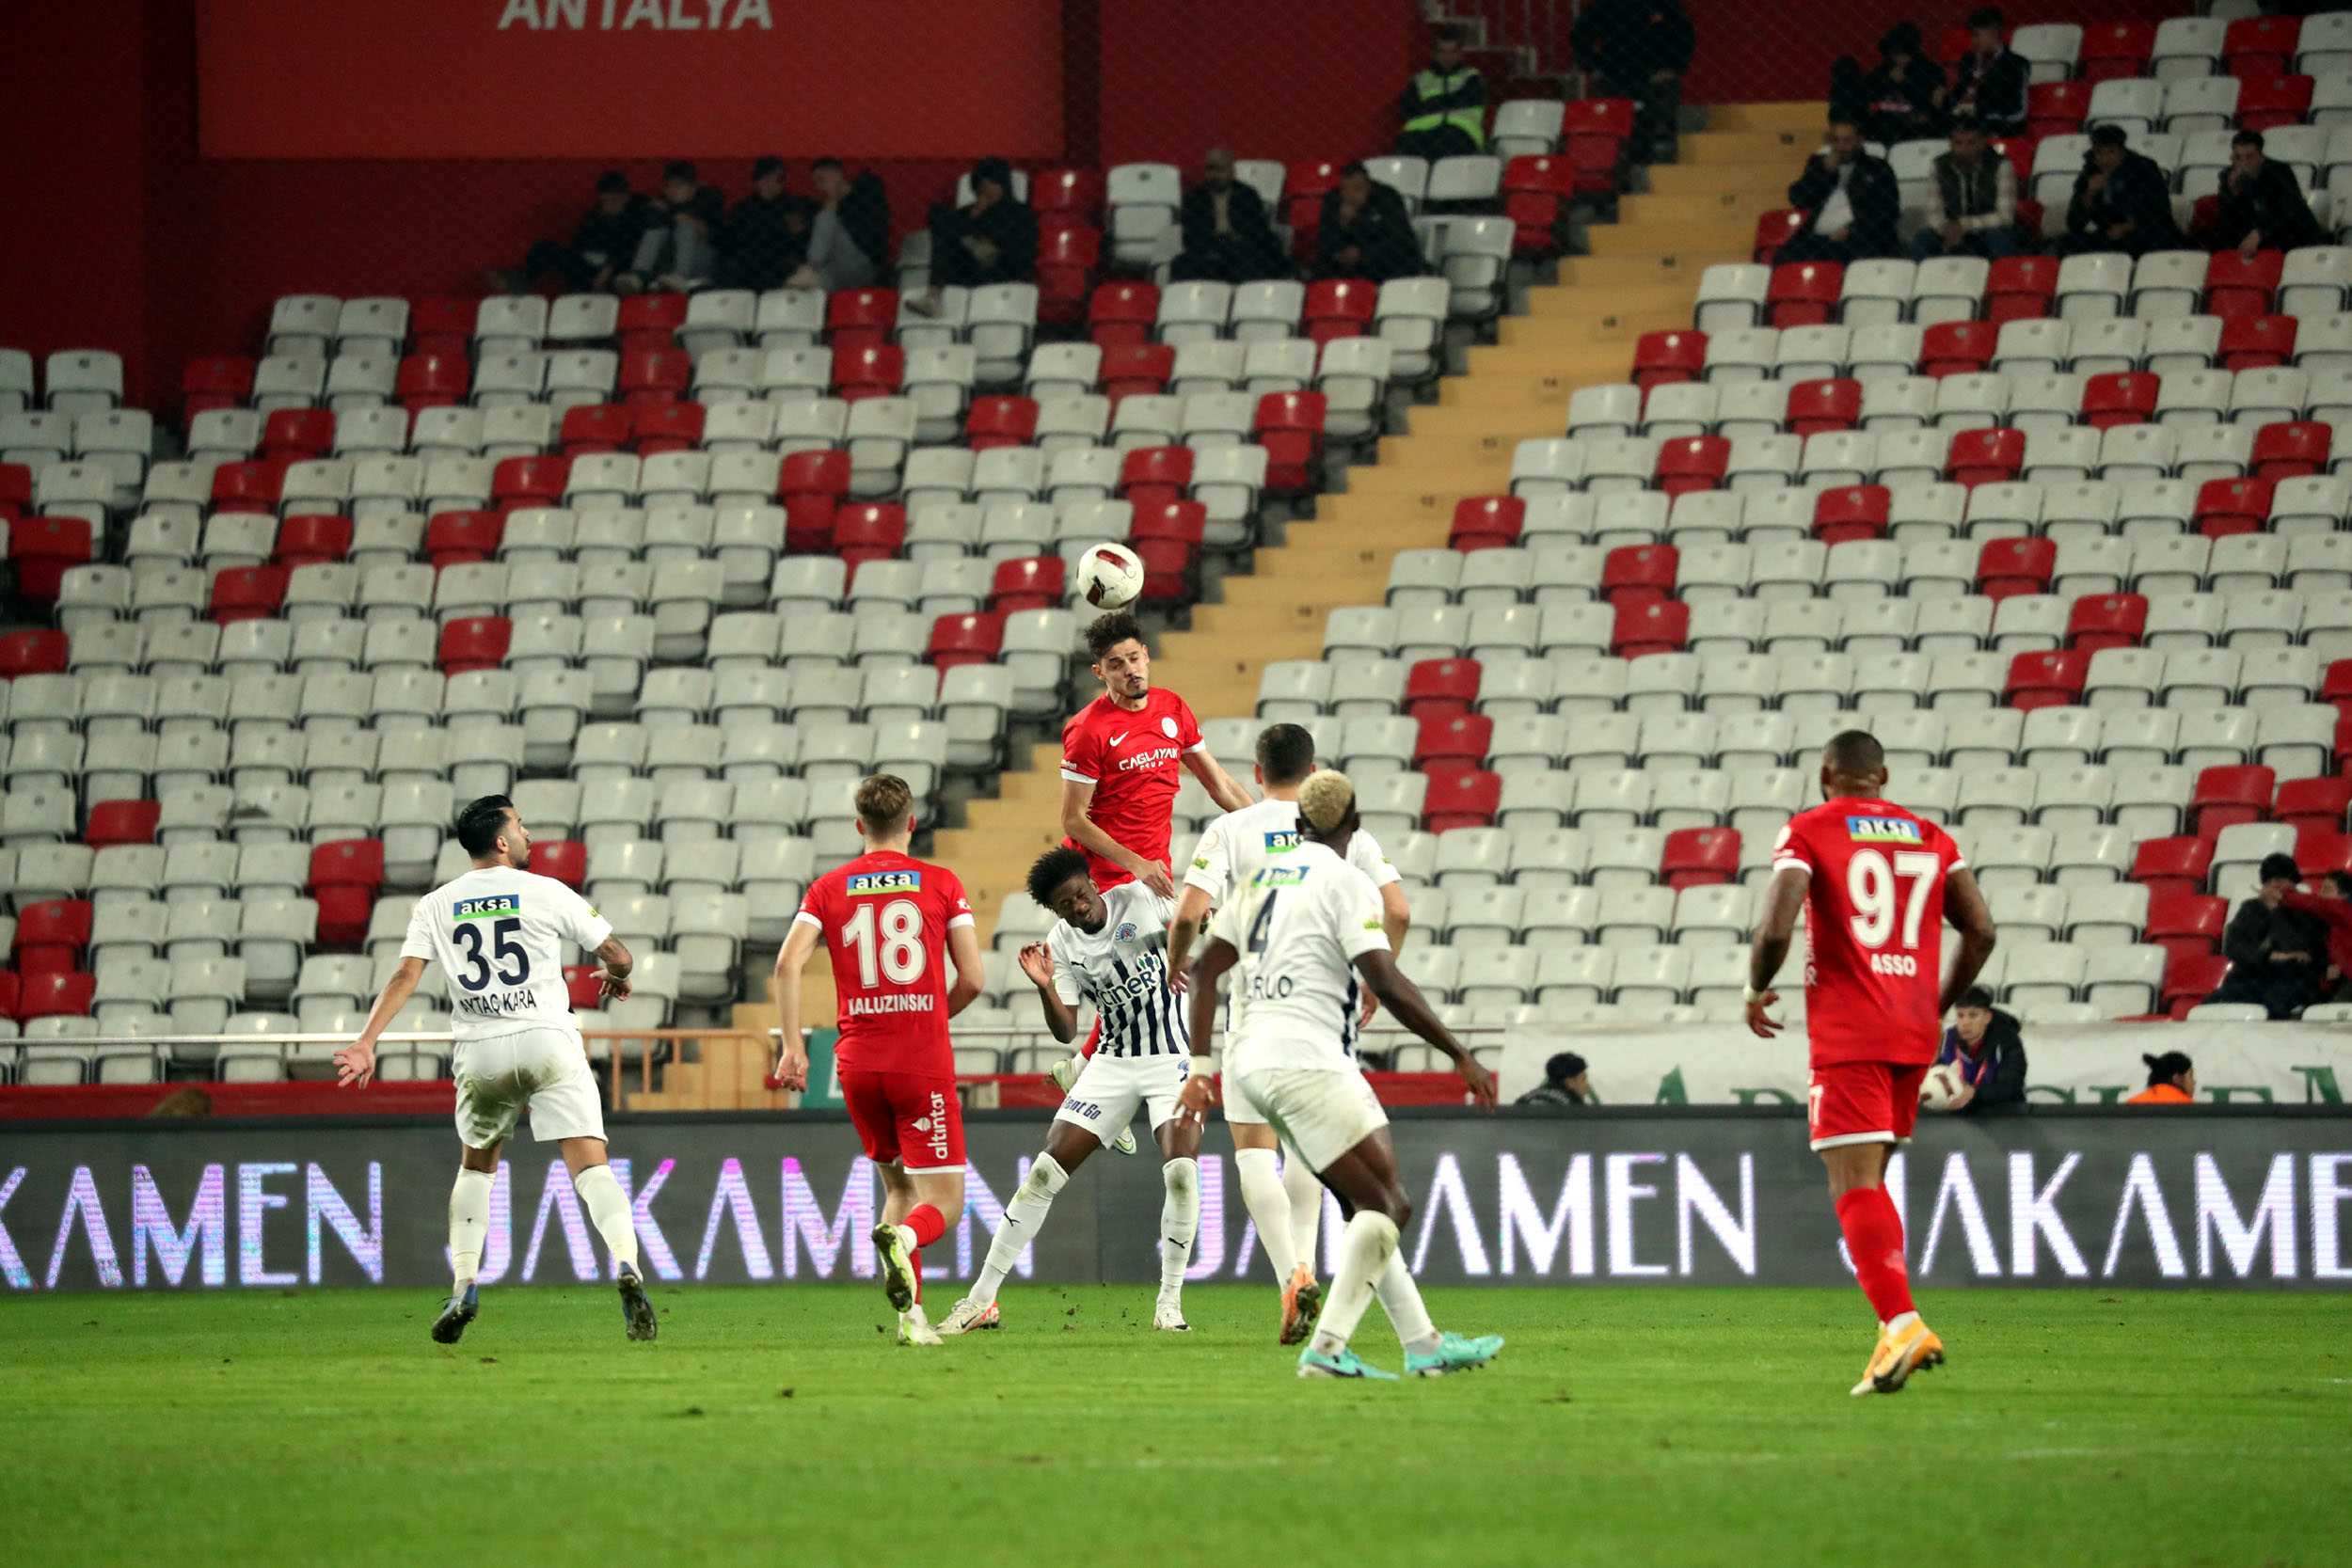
[1919,1063,1966,1111]
[1074,542,1146,610]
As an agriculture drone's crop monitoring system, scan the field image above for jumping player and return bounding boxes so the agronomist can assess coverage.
[334,794,652,1344]
[938,847,1200,1335]
[1166,721,1410,1343]
[1745,730,1997,1396]
[1181,772,1504,1380]
[771,774,986,1346]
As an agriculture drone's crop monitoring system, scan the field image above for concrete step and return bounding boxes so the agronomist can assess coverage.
[1402,402,1569,439]
[1708,101,1832,134]
[1524,280,1696,319]
[1586,218,1757,256]
[1620,187,1791,225]
[1499,309,1691,352]
[1678,128,1817,166]
[1645,162,1795,199]
[1558,251,1745,288]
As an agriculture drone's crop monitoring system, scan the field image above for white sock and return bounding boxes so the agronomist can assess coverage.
[1374,1252,1439,1358]
[572,1163,640,1276]
[1886,1309,1920,1336]
[1158,1157,1199,1300]
[1281,1145,1325,1276]
[974,1152,1068,1306]
[448,1167,493,1291]
[1233,1147,1297,1280]
[1308,1212,1400,1358]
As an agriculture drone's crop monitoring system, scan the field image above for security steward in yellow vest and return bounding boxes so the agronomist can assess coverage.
[1397,28,1487,161]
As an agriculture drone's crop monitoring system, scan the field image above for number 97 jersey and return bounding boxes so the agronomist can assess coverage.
[1772,797,1966,1069]
[794,849,975,1076]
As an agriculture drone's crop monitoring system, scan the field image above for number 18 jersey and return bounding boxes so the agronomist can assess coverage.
[795,849,975,1076]
[404,865,613,1040]
[1772,796,1966,1069]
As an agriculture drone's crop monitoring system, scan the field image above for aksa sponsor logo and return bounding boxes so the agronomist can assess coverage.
[847,869,922,895]
[1845,816,1923,844]
[1263,830,1303,852]
[453,895,520,921]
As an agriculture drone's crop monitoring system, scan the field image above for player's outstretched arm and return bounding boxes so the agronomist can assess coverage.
[1744,865,1809,1038]
[334,956,427,1089]
[1935,866,1998,1016]
[1059,775,1173,896]
[945,921,986,1019]
[1354,948,1497,1110]
[1176,937,1239,1121]
[768,920,822,1090]
[1018,942,1079,1043]
[1181,747,1257,814]
[593,935,633,1000]
[1165,884,1214,988]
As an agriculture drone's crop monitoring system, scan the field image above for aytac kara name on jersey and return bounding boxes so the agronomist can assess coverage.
[457,990,539,1018]
[1845,816,1925,843]
[453,895,522,920]
[846,870,922,895]
[846,992,936,1016]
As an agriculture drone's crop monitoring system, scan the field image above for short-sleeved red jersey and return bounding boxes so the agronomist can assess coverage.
[794,849,975,1074]
[1772,796,1967,1069]
[1058,688,1204,888]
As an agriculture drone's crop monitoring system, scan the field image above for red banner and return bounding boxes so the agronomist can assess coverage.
[195,0,1064,159]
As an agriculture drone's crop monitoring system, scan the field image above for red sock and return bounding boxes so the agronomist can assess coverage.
[903,1203,946,1249]
[910,1248,922,1306]
[1836,1186,1915,1324]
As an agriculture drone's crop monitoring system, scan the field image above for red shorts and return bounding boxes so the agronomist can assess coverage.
[1807,1060,1928,1152]
[838,1069,966,1172]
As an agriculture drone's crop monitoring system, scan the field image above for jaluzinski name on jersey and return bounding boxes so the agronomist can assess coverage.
[453,895,520,920]
[847,869,921,895]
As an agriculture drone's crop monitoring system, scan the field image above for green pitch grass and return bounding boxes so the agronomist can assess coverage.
[2,1284,2344,1567]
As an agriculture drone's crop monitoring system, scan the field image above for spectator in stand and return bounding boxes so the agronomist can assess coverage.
[1171,148,1290,284]
[721,157,813,293]
[1910,113,2018,261]
[2205,853,2327,1018]
[1928,986,2026,1112]
[487,170,648,296]
[1395,26,1489,162]
[1515,1052,1597,1107]
[1946,6,2028,136]
[1570,0,1696,161]
[2212,130,2326,257]
[2127,1051,2198,1104]
[1832,22,1947,149]
[615,161,726,294]
[788,157,891,293]
[1776,115,1901,263]
[913,158,1038,315]
[2056,125,2184,257]
[2280,868,2352,1004]
[1314,163,1426,282]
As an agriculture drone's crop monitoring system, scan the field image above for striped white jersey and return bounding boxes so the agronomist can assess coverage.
[1047,882,1187,1058]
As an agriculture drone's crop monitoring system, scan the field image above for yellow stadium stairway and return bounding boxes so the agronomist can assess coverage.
[921,103,1830,963]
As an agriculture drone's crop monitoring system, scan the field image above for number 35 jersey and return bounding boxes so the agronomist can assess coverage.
[1208,840,1390,1074]
[1772,797,1966,1069]
[404,865,614,1040]
[795,849,976,1076]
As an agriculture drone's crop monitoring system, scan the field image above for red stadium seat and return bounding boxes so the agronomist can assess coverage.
[2279,775,2352,834]
[1654,436,1729,497]
[491,455,567,513]
[616,292,689,354]
[1421,765,1502,833]
[16,970,94,1021]
[1632,330,1707,390]
[1132,537,1194,606]
[1612,598,1689,657]
[0,628,70,679]
[1601,542,1677,607]
[1767,261,1843,328]
[396,354,466,412]
[2335,711,2352,774]
[426,509,503,567]
[9,519,93,603]
[825,288,898,352]
[2027,80,2090,140]
[560,403,633,454]
[439,616,513,673]
[2066,592,2147,652]
[310,838,386,895]
[1099,341,1175,402]
[632,400,705,455]
[1284,161,1343,258]
[2191,764,2278,839]
[966,395,1041,451]
[2325,660,2352,721]
[2219,313,2296,371]
[1932,22,1978,61]
[2003,648,2090,709]
[412,297,477,358]
[1033,166,1105,231]
[1920,321,1996,379]
[533,840,588,892]
[2145,890,2227,961]
[1413,711,1492,770]
[2237,70,2314,131]
[618,347,691,406]
[0,972,18,1022]
[1304,279,1379,344]
[274,514,352,568]
[1038,227,1102,326]
[565,965,605,1010]
[989,557,1066,614]
[834,503,908,567]
[0,463,29,522]
[1503,155,1578,254]
[2252,420,2332,481]
[182,355,255,420]
[1947,427,2025,488]
[2082,372,2159,428]
[1786,378,1861,436]
[2195,477,2273,539]
[260,408,335,464]
[1450,496,1523,551]
[2206,249,2284,321]
[2162,951,2232,1017]
[780,450,852,550]
[210,565,287,624]
[2296,827,2352,879]
[926,611,1005,669]
[1130,499,1205,555]
[1753,209,1808,265]
[2132,835,2216,902]
[2226,14,2300,77]
[1255,392,1327,492]
[1978,535,2055,599]
[1814,483,1890,544]
[2080,20,2155,81]
[1120,445,1195,511]
[1089,281,1160,350]
[85,799,159,848]
[1563,97,1634,195]
[211,459,285,513]
[1405,657,1483,720]
[1661,826,1740,890]
[1984,255,2059,324]
[14,899,92,974]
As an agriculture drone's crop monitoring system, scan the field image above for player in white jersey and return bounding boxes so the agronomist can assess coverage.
[334,794,653,1344]
[937,845,1201,1335]
[1181,772,1503,1380]
[1166,721,1409,1343]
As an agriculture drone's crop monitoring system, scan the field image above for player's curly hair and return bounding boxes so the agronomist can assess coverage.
[1298,770,1358,833]
[1025,845,1093,908]
[1084,610,1146,661]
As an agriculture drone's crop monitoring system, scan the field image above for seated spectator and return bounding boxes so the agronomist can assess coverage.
[1832,22,1947,150]
[1910,114,2017,262]
[1777,116,1901,263]
[615,161,726,294]
[1930,986,2026,1111]
[2212,130,2326,257]
[2126,1051,2197,1104]
[1171,148,1290,283]
[487,170,648,296]
[1515,1052,1596,1107]
[1313,163,1426,282]
[1396,26,1488,162]
[914,158,1038,314]
[2055,125,2183,258]
[722,157,813,293]
[2204,853,2327,1018]
[1570,0,1696,161]
[789,157,891,293]
[2280,867,2352,1003]
[1946,6,2027,137]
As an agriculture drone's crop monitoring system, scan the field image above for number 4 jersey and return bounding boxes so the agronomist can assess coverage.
[1772,796,1967,1069]
[404,865,614,1039]
[795,849,976,1076]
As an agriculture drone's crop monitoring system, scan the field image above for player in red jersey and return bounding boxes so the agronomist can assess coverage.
[1745,730,1997,1396]
[771,774,985,1346]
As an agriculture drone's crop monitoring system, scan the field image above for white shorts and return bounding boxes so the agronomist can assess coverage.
[1221,1064,1271,1125]
[1225,1064,1388,1174]
[1054,1050,1190,1146]
[453,1027,606,1149]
